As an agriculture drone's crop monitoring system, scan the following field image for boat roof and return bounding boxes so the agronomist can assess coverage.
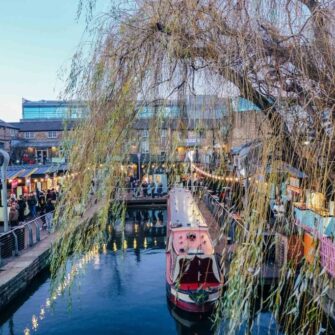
[169,188,207,229]
[171,229,214,256]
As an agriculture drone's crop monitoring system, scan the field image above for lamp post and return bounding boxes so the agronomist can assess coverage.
[0,149,10,232]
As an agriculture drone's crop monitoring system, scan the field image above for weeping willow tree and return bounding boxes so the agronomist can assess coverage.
[52,0,335,334]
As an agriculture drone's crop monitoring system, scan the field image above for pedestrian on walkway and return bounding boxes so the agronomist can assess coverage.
[157,182,163,196]
[17,195,26,222]
[51,188,57,201]
[142,180,148,197]
[151,181,156,198]
[147,182,152,197]
[39,197,46,215]
[46,189,52,201]
[45,199,55,232]
[9,203,19,227]
[28,193,37,218]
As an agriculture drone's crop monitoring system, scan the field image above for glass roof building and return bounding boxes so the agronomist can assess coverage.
[136,96,261,119]
[22,96,259,121]
[22,99,88,120]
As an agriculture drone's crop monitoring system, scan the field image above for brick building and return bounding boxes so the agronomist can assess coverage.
[5,96,268,165]
[10,120,74,164]
[8,99,83,164]
[0,120,19,153]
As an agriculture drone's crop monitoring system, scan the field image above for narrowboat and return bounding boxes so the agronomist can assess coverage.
[166,188,222,313]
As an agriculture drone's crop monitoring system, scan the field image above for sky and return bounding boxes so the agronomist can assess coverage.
[0,0,88,122]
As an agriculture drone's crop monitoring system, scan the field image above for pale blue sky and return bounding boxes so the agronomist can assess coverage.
[0,0,89,122]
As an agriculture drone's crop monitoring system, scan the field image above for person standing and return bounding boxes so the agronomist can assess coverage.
[38,189,46,208]
[45,199,55,232]
[36,188,42,202]
[142,180,148,197]
[39,197,46,215]
[151,181,156,198]
[17,196,26,222]
[9,204,19,227]
[147,182,152,197]
[157,183,163,196]
[28,193,37,218]
[51,188,57,201]
[46,189,52,201]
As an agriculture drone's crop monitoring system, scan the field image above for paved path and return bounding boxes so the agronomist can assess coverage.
[0,233,54,286]
[0,198,100,287]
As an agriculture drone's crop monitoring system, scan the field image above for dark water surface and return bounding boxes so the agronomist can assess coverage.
[0,209,282,335]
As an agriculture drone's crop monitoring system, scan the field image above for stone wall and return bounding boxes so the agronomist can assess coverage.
[0,249,50,312]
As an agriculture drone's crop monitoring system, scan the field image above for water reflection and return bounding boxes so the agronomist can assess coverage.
[167,300,217,335]
[111,208,167,265]
[126,208,166,226]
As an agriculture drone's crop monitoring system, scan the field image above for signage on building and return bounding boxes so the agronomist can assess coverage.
[11,179,18,188]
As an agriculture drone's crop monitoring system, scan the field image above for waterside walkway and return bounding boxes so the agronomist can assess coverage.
[0,233,54,312]
[0,198,105,312]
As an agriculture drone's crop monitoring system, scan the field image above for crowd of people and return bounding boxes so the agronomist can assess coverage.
[127,177,165,198]
[7,188,58,228]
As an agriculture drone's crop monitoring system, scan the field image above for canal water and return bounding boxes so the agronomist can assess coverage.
[0,208,282,335]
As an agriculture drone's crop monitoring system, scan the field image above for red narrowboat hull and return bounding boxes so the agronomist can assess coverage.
[167,288,217,313]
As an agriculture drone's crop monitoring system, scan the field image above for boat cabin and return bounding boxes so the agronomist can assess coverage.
[166,188,221,292]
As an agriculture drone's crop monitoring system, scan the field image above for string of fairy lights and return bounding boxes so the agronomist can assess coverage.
[7,161,242,191]
[191,164,240,182]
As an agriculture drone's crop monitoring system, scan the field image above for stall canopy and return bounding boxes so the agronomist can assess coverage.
[6,168,25,179]
[5,164,68,179]
[20,168,38,178]
[33,165,60,175]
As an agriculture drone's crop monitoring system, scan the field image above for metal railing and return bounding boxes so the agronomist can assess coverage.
[0,211,55,267]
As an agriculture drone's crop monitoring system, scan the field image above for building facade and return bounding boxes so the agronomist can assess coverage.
[10,120,74,164]
[6,96,267,165]
[0,120,19,153]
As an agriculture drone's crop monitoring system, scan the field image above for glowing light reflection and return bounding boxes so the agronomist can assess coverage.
[23,246,100,335]
[123,240,128,250]
[31,315,38,331]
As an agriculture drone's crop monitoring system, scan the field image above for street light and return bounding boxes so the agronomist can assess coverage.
[0,149,10,232]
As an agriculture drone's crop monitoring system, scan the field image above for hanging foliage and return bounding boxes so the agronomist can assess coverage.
[52,1,335,334]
